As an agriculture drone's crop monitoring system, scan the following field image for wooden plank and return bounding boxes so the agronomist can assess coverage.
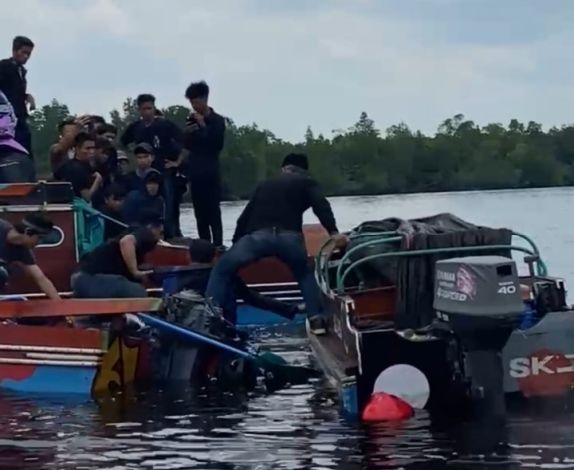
[0,298,162,319]
[0,324,103,349]
[0,358,99,367]
[0,344,103,354]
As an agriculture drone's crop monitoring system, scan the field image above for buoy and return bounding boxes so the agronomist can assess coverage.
[373,364,430,409]
[362,392,414,422]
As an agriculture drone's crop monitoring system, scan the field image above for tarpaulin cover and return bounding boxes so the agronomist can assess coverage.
[348,213,512,329]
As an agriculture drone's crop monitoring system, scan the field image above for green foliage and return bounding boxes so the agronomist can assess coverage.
[27,100,574,198]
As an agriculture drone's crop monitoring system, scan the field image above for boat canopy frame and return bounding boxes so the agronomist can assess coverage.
[315,229,547,295]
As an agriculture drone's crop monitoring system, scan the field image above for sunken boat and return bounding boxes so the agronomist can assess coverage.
[310,214,574,419]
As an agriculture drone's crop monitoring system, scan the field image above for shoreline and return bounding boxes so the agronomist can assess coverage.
[207,184,574,205]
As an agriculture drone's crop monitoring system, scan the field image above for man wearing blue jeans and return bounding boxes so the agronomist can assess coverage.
[205,153,347,324]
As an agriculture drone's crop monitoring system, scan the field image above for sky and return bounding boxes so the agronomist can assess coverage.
[1,0,573,141]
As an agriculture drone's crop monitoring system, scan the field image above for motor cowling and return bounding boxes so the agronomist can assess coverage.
[433,256,525,415]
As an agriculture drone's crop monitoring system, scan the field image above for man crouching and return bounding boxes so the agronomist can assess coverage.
[71,211,163,298]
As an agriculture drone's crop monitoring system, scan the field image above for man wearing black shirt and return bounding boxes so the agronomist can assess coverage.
[54,132,102,202]
[182,81,225,247]
[205,153,347,318]
[120,94,182,239]
[0,36,35,157]
[0,213,59,299]
[71,213,163,298]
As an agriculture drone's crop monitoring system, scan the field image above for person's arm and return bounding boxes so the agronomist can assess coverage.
[22,264,60,300]
[194,113,225,153]
[165,121,187,169]
[307,180,338,235]
[25,93,36,111]
[81,172,103,202]
[167,147,189,169]
[307,180,349,248]
[234,277,296,319]
[232,192,257,244]
[51,119,85,157]
[119,233,149,280]
[50,125,79,173]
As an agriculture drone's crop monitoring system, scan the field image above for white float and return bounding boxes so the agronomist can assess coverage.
[372,364,430,409]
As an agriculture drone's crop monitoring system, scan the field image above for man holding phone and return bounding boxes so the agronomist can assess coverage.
[182,81,226,247]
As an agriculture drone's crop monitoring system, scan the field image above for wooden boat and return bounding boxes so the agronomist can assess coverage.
[0,293,263,396]
[0,298,162,395]
[310,214,574,419]
[0,181,328,326]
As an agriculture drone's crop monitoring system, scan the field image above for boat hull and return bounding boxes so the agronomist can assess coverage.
[0,324,108,395]
[309,297,574,419]
[0,320,222,396]
[236,305,305,327]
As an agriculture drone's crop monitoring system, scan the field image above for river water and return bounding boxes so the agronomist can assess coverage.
[2,187,574,469]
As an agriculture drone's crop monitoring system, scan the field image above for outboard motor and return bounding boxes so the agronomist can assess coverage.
[433,256,524,415]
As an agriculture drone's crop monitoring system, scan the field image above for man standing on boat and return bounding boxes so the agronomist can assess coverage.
[205,153,347,322]
[0,36,35,158]
[182,81,226,248]
[166,238,302,323]
[0,213,60,299]
[71,211,163,298]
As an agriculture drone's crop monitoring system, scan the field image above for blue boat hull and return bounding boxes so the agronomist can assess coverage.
[236,305,306,327]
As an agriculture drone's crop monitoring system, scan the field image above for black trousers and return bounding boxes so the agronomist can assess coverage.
[189,173,223,246]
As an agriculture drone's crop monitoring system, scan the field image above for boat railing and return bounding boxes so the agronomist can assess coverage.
[315,230,547,295]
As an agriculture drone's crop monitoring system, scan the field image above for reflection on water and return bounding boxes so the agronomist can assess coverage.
[2,332,574,469]
[3,188,574,469]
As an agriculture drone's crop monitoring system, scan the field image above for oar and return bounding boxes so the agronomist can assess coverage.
[138,313,320,389]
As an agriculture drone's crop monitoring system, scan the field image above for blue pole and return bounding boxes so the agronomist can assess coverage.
[138,313,252,360]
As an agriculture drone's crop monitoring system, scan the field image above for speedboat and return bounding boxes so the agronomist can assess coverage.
[310,214,574,419]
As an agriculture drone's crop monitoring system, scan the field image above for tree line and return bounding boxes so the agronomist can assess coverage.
[29,98,574,200]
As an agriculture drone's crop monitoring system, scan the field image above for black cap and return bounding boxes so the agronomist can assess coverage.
[143,168,162,184]
[134,142,154,155]
[282,153,308,170]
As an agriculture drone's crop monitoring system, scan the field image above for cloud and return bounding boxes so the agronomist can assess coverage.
[84,0,133,37]
[0,0,572,141]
